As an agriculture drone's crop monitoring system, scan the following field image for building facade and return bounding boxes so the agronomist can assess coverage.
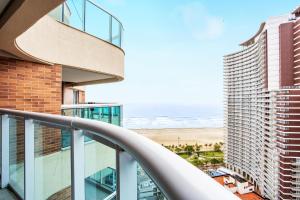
[224,7,300,200]
[0,0,124,199]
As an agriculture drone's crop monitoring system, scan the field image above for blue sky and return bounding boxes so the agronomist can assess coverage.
[86,0,299,117]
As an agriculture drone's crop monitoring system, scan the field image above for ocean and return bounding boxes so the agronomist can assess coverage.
[122,103,223,129]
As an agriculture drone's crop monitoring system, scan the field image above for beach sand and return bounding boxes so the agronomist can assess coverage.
[132,128,224,146]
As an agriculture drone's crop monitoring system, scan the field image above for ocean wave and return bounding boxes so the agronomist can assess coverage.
[123,116,223,129]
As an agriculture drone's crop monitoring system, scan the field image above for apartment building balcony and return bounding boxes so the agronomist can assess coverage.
[61,103,122,125]
[61,103,122,148]
[0,108,239,200]
[0,0,124,86]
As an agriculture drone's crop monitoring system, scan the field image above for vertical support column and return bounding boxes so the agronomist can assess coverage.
[71,129,85,200]
[117,150,137,200]
[25,119,35,200]
[1,115,9,188]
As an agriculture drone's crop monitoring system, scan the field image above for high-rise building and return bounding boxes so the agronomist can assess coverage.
[224,6,300,200]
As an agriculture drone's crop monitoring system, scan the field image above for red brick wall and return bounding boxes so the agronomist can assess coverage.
[0,57,62,158]
[279,22,294,87]
[0,57,62,113]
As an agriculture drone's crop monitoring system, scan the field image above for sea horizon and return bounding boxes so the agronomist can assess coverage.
[123,103,223,129]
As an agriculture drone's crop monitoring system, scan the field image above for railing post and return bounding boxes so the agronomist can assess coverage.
[71,129,85,200]
[83,0,86,31]
[117,150,137,200]
[109,15,113,43]
[25,119,35,199]
[1,114,9,188]
[119,23,122,47]
[120,105,123,127]
[62,2,65,22]
[109,107,112,124]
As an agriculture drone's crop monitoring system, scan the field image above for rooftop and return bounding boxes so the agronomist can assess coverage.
[233,174,247,183]
[213,175,263,200]
[239,22,265,47]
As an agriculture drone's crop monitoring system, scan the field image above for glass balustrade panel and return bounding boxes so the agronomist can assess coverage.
[34,124,72,200]
[84,136,117,200]
[9,116,25,198]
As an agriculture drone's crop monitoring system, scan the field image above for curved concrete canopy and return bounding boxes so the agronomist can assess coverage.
[0,0,125,85]
[16,16,124,84]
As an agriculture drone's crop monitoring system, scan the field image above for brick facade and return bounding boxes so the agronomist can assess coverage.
[0,57,62,113]
[0,57,63,159]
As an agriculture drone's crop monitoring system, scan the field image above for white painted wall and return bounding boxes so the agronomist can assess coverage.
[236,181,254,195]
[224,185,237,193]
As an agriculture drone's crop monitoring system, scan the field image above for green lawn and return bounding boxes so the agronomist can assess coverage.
[199,151,223,158]
[179,153,190,159]
[174,151,224,168]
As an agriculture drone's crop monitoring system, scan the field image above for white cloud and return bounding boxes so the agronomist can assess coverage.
[179,2,224,40]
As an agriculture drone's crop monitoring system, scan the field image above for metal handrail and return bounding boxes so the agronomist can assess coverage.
[0,108,238,200]
[103,191,116,200]
[52,0,124,48]
[61,103,122,109]
[86,0,124,30]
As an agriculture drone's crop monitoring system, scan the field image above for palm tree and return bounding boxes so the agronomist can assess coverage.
[195,145,202,157]
[213,143,221,152]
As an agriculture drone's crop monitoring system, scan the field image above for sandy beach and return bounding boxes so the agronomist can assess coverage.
[132,128,224,146]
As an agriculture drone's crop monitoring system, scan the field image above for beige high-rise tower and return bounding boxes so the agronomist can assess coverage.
[224,6,300,200]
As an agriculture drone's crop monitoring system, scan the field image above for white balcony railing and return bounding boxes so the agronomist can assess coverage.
[0,108,238,200]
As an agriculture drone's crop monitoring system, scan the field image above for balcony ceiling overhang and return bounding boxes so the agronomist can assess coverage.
[62,66,122,86]
[0,0,125,85]
[0,0,11,16]
[0,0,63,49]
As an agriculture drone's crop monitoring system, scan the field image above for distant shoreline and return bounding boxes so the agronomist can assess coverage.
[132,127,224,146]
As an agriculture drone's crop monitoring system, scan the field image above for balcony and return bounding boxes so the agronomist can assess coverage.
[61,103,122,125]
[48,0,123,48]
[0,108,238,200]
[0,0,125,86]
[61,103,122,148]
